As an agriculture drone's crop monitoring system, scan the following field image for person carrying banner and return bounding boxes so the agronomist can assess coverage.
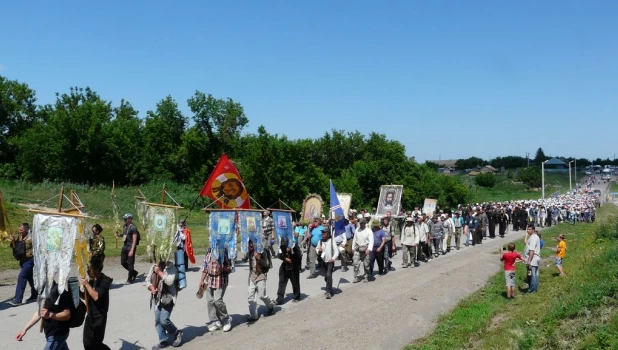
[147,259,183,349]
[90,224,106,263]
[81,257,113,350]
[316,226,339,299]
[200,248,233,333]
[262,211,276,257]
[276,236,301,305]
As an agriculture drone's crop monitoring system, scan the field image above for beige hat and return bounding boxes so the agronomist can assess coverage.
[405,217,414,222]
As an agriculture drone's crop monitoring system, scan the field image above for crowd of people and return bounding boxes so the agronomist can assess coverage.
[7,179,603,350]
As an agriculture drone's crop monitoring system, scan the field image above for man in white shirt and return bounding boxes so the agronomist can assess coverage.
[351,219,374,283]
[417,216,430,262]
[525,225,541,293]
[334,224,348,272]
[442,214,455,253]
[317,227,339,299]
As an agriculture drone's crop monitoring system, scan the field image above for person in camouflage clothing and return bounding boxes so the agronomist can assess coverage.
[90,224,106,264]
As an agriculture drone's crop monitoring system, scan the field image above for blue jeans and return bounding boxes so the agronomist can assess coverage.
[155,303,177,344]
[528,266,539,293]
[15,258,36,302]
[45,333,69,350]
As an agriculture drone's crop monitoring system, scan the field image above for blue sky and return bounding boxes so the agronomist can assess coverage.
[1,1,617,162]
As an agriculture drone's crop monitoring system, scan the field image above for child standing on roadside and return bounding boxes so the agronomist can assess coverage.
[500,242,523,300]
[555,234,567,276]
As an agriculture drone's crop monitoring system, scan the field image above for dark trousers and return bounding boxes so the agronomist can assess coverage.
[83,314,110,350]
[369,248,385,275]
[499,223,506,237]
[120,249,135,280]
[418,242,430,261]
[473,228,483,245]
[15,258,36,302]
[488,223,496,238]
[324,262,334,294]
[384,242,393,268]
[432,238,441,254]
[276,266,300,303]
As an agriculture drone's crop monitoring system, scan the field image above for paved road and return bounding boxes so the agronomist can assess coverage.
[0,228,526,350]
[0,177,607,350]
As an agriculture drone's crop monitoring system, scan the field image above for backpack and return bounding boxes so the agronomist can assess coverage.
[132,225,141,246]
[67,282,86,328]
[259,249,272,274]
[12,240,26,260]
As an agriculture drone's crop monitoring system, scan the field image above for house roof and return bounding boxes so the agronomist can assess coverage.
[545,158,567,166]
[427,159,458,168]
[482,165,497,171]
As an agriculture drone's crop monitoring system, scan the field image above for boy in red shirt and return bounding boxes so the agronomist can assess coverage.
[500,242,523,300]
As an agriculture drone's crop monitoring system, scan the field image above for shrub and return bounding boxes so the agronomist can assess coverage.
[518,166,542,188]
[594,216,618,240]
[475,172,496,188]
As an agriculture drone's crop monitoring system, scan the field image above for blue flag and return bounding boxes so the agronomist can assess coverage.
[330,181,346,236]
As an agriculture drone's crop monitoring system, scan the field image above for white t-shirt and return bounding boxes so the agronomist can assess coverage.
[526,234,541,267]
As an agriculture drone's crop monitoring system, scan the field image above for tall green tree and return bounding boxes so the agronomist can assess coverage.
[0,76,39,175]
[534,147,548,166]
[142,96,186,181]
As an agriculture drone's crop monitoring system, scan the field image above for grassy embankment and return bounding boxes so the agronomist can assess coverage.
[461,172,577,204]
[406,203,618,350]
[0,180,213,271]
[610,180,618,194]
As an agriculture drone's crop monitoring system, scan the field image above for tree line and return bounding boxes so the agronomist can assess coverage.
[0,75,468,211]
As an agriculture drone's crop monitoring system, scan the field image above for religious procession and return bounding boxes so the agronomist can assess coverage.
[1,154,603,350]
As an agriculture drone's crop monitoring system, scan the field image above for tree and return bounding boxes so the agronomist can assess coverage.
[142,96,186,181]
[490,156,527,169]
[475,173,496,188]
[518,166,542,188]
[187,91,248,157]
[0,76,39,165]
[455,157,486,170]
[424,161,439,171]
[534,148,548,166]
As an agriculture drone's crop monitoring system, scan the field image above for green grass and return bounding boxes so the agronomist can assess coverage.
[406,203,618,350]
[461,172,577,204]
[0,179,212,271]
[610,181,618,194]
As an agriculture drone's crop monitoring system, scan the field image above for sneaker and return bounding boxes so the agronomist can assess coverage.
[353,278,360,283]
[325,293,331,299]
[172,330,183,347]
[402,264,408,268]
[247,316,259,323]
[8,299,22,307]
[306,274,317,279]
[25,295,38,303]
[222,316,232,332]
[131,270,139,282]
[152,342,169,350]
[208,321,222,332]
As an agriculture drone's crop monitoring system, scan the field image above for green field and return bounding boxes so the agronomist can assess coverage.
[461,172,578,204]
[0,179,211,271]
[610,180,618,194]
[406,203,618,350]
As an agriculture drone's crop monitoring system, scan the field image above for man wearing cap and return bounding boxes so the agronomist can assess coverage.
[401,217,418,267]
[119,214,139,284]
[351,219,374,283]
[369,221,386,276]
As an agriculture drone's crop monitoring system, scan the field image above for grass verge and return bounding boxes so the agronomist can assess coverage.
[406,203,618,350]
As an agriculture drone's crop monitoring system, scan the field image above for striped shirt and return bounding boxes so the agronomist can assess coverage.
[203,252,229,289]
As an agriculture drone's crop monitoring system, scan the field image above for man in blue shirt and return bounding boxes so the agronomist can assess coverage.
[369,221,387,276]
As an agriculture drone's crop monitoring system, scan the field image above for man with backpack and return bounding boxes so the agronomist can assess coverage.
[119,213,139,284]
[147,259,183,349]
[9,223,38,307]
[15,281,73,349]
[246,240,274,322]
[81,257,113,350]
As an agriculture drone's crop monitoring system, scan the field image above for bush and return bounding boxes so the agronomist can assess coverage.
[594,216,618,240]
[475,172,496,188]
[518,166,542,188]
[506,169,514,179]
